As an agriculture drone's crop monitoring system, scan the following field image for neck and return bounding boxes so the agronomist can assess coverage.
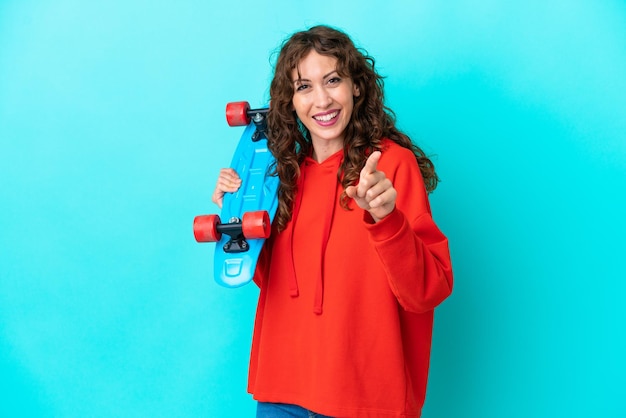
[311,140,343,163]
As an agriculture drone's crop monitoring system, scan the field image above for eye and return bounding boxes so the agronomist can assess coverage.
[295,83,309,92]
[327,77,341,85]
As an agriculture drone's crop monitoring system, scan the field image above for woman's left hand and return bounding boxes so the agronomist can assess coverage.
[345,151,397,222]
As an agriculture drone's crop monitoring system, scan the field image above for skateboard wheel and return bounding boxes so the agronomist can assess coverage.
[193,214,222,242]
[226,101,251,126]
[242,211,271,239]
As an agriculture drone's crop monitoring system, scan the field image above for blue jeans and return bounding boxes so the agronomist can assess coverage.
[256,402,334,418]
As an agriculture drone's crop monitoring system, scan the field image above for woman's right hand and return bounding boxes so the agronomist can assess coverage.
[212,168,242,208]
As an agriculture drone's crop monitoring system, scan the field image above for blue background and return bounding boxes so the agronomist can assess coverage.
[1,1,625,416]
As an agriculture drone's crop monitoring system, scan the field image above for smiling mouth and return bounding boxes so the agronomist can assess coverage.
[313,110,339,122]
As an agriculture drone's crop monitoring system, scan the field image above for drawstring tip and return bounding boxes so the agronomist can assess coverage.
[313,306,323,315]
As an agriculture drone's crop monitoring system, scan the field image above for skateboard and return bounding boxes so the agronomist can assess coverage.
[193,101,279,287]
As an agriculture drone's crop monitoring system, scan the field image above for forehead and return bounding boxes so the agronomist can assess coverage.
[292,50,339,80]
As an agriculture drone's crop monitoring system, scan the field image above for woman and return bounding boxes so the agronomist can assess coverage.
[213,25,453,418]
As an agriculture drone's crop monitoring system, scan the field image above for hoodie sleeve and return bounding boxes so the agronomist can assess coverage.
[364,143,453,313]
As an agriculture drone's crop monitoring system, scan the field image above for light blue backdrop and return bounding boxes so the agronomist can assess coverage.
[1,1,625,417]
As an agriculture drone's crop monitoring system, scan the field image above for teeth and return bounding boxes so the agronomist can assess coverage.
[314,111,338,122]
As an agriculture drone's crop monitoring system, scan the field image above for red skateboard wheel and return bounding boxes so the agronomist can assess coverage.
[226,101,251,126]
[193,214,222,242]
[242,211,271,239]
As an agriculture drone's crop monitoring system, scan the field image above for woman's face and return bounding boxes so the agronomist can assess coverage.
[291,50,360,158]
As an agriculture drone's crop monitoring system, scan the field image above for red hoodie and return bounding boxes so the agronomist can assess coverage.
[248,139,453,417]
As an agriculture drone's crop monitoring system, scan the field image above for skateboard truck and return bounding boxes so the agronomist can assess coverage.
[226,101,268,142]
[220,217,249,253]
[194,210,271,253]
[250,110,268,142]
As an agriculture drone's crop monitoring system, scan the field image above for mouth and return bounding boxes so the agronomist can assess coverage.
[313,110,339,123]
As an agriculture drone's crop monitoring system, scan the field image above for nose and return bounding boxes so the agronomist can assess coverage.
[313,86,332,109]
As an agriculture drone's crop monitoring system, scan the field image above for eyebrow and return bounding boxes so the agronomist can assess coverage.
[293,70,339,84]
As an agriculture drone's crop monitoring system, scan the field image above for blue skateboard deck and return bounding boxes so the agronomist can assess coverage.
[194,102,279,287]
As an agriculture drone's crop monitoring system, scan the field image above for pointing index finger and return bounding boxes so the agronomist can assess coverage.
[363,151,382,175]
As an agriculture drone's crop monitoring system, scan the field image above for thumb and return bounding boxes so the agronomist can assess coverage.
[345,185,356,198]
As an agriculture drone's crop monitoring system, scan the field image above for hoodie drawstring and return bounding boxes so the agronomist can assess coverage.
[284,152,342,315]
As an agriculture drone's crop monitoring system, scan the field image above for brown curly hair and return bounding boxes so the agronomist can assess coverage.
[267,25,438,232]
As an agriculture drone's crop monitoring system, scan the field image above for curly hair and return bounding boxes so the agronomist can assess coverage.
[267,25,438,232]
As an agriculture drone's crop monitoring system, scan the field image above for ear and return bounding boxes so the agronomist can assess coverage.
[353,84,361,97]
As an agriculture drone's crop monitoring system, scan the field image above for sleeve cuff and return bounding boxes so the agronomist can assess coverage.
[363,207,406,242]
